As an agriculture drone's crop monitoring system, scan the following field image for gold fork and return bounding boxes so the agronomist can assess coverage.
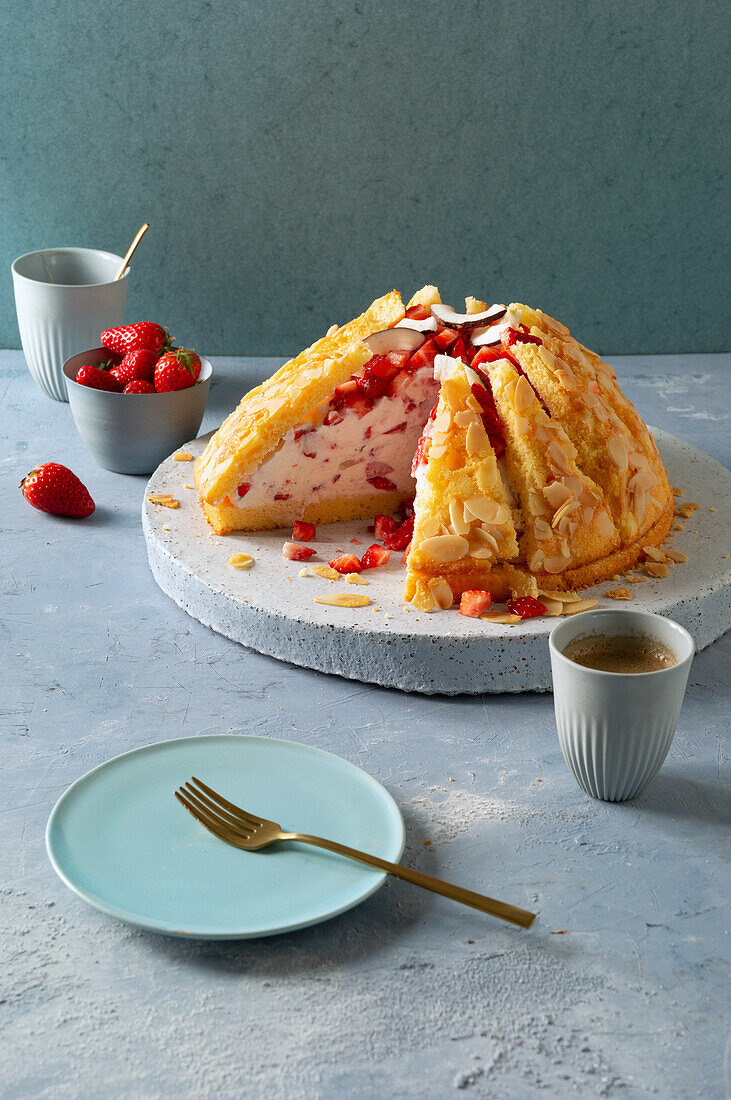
[175,777,536,929]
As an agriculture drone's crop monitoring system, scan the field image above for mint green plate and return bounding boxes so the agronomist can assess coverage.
[46,735,405,939]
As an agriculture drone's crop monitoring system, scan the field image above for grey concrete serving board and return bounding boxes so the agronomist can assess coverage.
[143,429,730,694]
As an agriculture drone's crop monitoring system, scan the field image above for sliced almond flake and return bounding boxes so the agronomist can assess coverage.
[148,494,180,508]
[469,546,493,559]
[626,575,648,583]
[643,545,669,562]
[541,598,564,616]
[466,420,489,455]
[515,415,531,436]
[606,587,632,600]
[228,553,254,569]
[543,480,572,509]
[345,573,369,585]
[428,577,454,610]
[671,486,683,496]
[315,593,369,608]
[172,451,194,461]
[537,345,558,372]
[555,368,577,391]
[480,612,522,625]
[476,463,494,492]
[310,564,341,581]
[596,510,615,539]
[514,375,535,415]
[420,515,442,539]
[663,548,688,563]
[454,409,478,428]
[419,534,469,562]
[607,435,629,471]
[534,517,552,540]
[464,497,507,525]
[538,589,582,603]
[561,599,599,615]
[429,443,447,460]
[433,411,451,434]
[676,502,700,518]
[449,500,470,535]
[472,527,500,553]
[298,567,309,578]
[645,562,669,578]
[543,552,572,574]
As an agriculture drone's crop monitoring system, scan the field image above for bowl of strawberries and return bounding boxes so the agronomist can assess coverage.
[63,322,212,475]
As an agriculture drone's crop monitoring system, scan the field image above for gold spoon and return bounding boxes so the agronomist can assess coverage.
[114,223,150,281]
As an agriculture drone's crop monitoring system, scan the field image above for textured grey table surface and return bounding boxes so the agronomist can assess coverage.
[2,350,729,1100]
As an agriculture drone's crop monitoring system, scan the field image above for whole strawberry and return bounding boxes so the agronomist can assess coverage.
[172,348,201,380]
[76,363,123,392]
[20,463,95,518]
[123,380,156,394]
[110,348,159,387]
[101,322,169,357]
[154,349,198,392]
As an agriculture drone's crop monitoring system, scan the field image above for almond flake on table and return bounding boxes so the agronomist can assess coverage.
[345,573,369,585]
[561,598,599,615]
[645,562,669,578]
[663,548,688,563]
[675,502,700,518]
[314,593,370,608]
[228,553,254,569]
[148,493,179,508]
[480,612,522,624]
[606,587,632,600]
[309,564,341,581]
[172,451,194,461]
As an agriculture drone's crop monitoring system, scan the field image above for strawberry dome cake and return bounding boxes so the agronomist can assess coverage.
[194,287,673,608]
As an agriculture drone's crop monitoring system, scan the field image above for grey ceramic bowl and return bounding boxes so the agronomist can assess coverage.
[64,348,212,475]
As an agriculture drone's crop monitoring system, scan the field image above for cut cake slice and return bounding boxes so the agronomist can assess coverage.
[404,355,519,612]
[195,288,445,534]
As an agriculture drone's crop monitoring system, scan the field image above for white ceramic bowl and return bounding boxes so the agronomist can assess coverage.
[64,348,212,476]
[549,609,694,802]
[12,248,129,401]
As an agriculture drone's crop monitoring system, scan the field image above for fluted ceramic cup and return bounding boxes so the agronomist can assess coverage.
[12,248,129,401]
[549,610,693,802]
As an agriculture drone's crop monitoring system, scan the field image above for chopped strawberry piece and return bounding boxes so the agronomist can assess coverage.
[502,327,542,348]
[282,542,316,561]
[329,553,362,574]
[405,337,438,373]
[460,590,493,617]
[350,396,374,418]
[405,304,429,320]
[433,328,459,350]
[386,351,410,368]
[237,482,251,497]
[401,543,411,563]
[323,410,343,426]
[384,420,407,435]
[383,514,413,551]
[470,345,508,370]
[292,520,316,542]
[367,355,400,381]
[507,596,547,619]
[397,498,415,520]
[451,336,468,361]
[273,492,291,501]
[374,514,398,541]
[367,475,397,491]
[361,544,391,569]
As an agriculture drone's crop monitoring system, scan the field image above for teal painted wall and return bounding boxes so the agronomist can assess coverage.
[2,0,728,356]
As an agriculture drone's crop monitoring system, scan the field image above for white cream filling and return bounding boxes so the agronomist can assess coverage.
[231,367,438,510]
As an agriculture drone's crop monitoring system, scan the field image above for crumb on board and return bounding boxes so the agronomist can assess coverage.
[147,493,179,508]
[172,451,193,462]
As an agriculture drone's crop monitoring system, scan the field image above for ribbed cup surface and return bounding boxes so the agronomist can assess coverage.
[549,610,693,803]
